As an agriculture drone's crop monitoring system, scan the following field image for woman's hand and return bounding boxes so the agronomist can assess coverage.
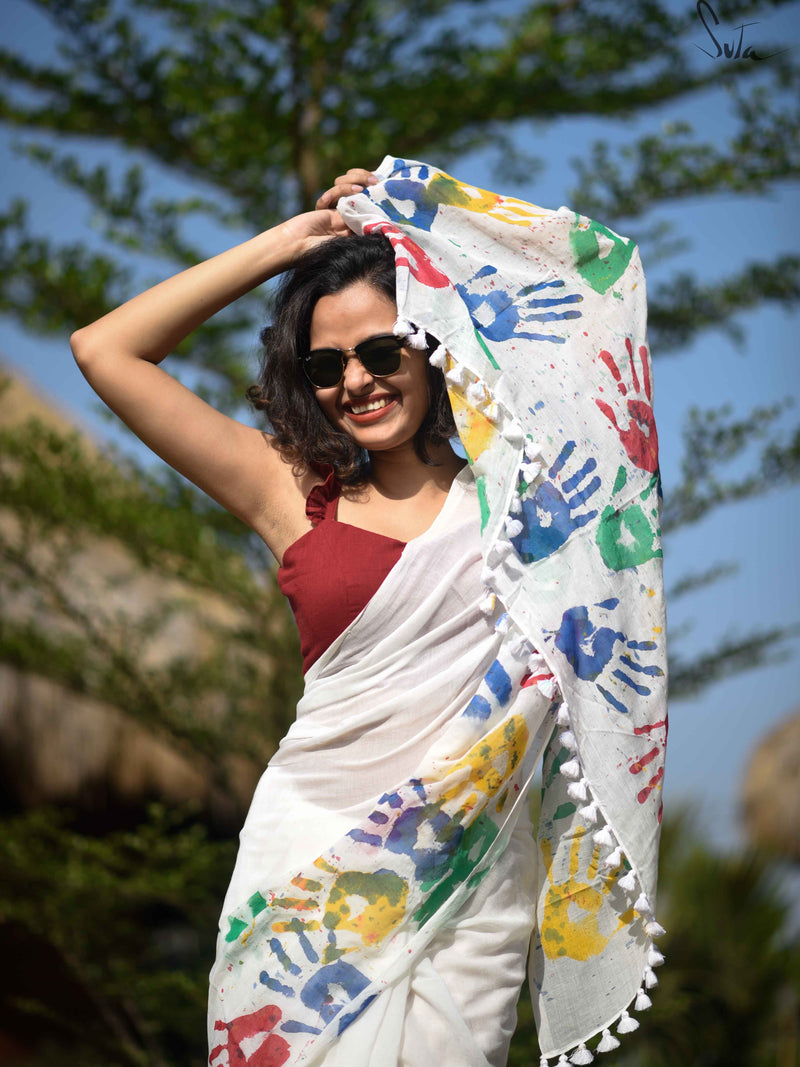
[315,168,379,211]
[282,168,378,257]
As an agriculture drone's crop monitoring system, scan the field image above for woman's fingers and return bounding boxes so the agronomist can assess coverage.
[315,169,378,210]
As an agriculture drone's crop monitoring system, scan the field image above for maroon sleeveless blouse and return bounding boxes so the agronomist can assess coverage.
[277,468,406,673]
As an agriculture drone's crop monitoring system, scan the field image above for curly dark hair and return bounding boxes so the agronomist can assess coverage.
[247,233,456,485]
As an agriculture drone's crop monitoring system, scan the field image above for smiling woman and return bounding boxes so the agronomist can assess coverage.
[248,231,458,496]
[72,157,667,1067]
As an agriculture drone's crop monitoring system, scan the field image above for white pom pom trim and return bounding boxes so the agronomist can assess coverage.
[617,1010,639,1034]
[560,757,581,780]
[428,343,447,369]
[618,868,637,893]
[635,987,652,1011]
[505,517,524,538]
[596,1029,620,1053]
[570,1044,593,1064]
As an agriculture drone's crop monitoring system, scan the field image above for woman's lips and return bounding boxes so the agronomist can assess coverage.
[344,395,398,424]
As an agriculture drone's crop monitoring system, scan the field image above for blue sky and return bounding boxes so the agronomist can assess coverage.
[1,0,799,851]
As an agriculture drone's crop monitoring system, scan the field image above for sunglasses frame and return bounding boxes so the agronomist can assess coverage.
[301,333,407,389]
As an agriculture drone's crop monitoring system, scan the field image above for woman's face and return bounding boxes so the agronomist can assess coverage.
[309,281,430,454]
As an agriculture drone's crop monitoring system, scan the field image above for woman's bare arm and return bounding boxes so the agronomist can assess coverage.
[70,209,351,558]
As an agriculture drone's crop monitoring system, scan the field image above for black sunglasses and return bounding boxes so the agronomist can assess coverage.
[301,334,406,389]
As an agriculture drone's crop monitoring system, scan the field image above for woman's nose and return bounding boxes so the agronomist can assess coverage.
[341,353,373,390]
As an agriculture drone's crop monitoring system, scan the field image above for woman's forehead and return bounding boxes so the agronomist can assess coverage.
[310,283,397,347]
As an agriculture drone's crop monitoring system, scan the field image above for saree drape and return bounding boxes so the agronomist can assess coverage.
[209,157,667,1066]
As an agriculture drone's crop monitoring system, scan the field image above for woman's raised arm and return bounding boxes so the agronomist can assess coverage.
[70,208,351,558]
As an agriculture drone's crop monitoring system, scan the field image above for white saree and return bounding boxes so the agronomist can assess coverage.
[209,157,668,1066]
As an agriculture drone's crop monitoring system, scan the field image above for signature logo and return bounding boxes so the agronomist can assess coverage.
[695,0,785,60]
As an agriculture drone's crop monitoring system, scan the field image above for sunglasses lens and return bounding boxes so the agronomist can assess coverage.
[304,350,343,389]
[359,336,404,377]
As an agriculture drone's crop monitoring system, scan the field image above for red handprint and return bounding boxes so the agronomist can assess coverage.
[631,717,668,822]
[210,1003,290,1067]
[595,339,659,473]
[363,220,451,289]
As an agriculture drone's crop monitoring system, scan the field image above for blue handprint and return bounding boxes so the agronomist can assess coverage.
[552,598,663,713]
[455,265,582,345]
[510,441,600,562]
[381,163,439,230]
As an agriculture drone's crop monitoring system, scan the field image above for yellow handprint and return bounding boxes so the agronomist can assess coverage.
[540,825,633,961]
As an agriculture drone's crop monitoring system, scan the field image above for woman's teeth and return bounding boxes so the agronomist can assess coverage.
[350,397,393,415]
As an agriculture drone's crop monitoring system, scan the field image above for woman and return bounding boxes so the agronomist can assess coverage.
[72,159,666,1066]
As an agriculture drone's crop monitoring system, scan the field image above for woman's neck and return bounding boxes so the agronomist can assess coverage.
[366,441,466,501]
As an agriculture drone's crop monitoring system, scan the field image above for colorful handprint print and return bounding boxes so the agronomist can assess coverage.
[595,340,659,473]
[552,599,663,714]
[596,464,662,571]
[539,825,631,962]
[510,441,600,563]
[210,1003,290,1066]
[362,219,451,289]
[569,216,637,294]
[455,265,582,345]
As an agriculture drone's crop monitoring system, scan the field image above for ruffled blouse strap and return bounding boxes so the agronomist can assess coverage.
[306,464,341,527]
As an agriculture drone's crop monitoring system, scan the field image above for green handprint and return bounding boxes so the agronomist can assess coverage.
[596,465,661,572]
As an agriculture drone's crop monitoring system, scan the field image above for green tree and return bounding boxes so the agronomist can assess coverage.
[0,0,798,1062]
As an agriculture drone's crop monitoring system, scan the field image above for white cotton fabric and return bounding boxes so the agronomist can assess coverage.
[210,469,557,1066]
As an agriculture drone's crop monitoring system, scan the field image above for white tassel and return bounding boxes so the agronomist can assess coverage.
[558,1057,569,1066]
[428,343,447,369]
[596,1029,620,1054]
[480,565,495,586]
[487,539,513,565]
[510,635,529,658]
[479,592,496,615]
[634,987,652,1012]
[505,421,525,445]
[525,439,543,461]
[393,316,413,337]
[617,1010,639,1034]
[567,778,588,802]
[603,845,623,870]
[593,826,614,848]
[644,966,658,989]
[559,729,577,751]
[570,1045,594,1064]
[648,946,665,967]
[495,613,510,634]
[634,892,652,915]
[482,399,498,420]
[505,517,524,538]
[618,868,637,893]
[645,919,666,938]
[446,365,468,387]
[560,757,581,780]
[539,1058,550,1067]
[407,326,428,349]
[538,675,558,699]
[579,800,599,823]
[556,702,570,725]
[508,494,523,514]
[466,380,485,403]
[521,462,542,484]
